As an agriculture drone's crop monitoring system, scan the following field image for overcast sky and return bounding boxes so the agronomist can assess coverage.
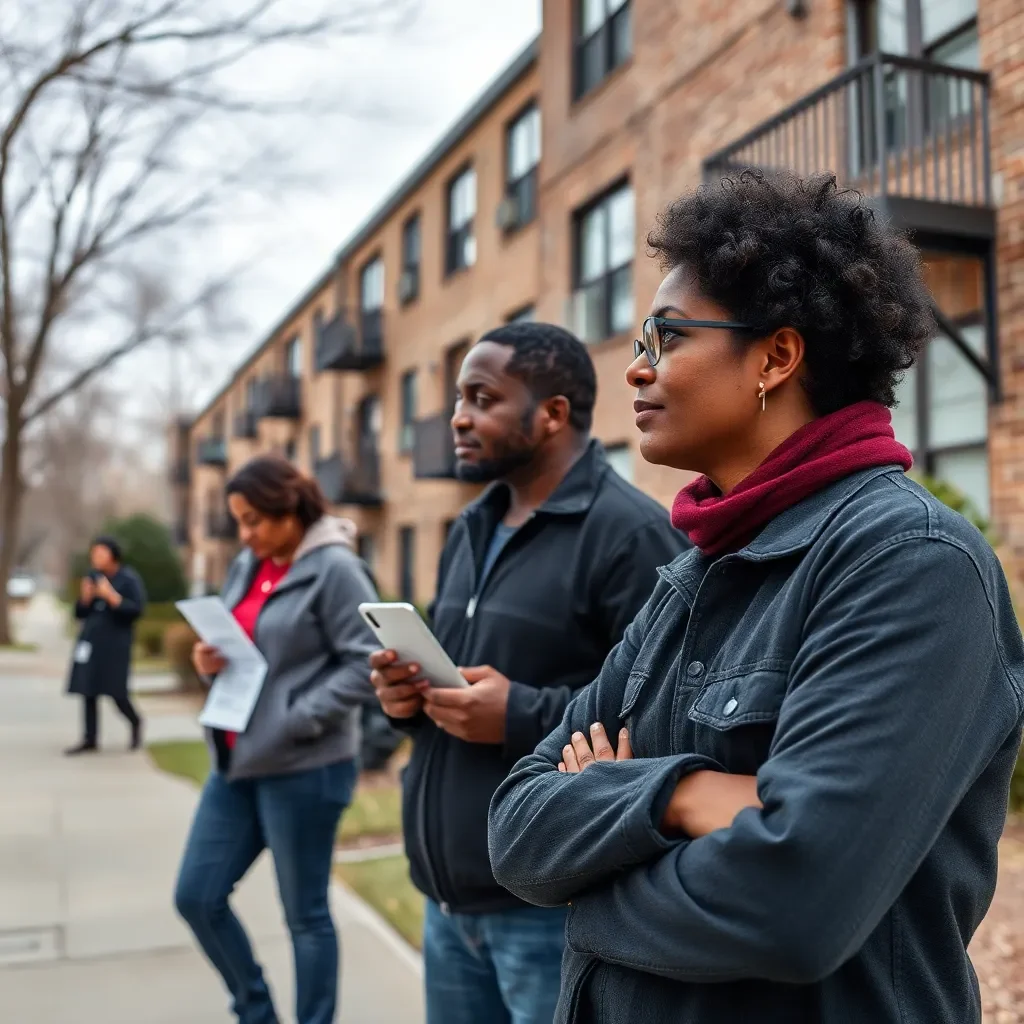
[117,0,541,426]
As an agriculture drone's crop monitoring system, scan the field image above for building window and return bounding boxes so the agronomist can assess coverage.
[503,104,540,231]
[399,526,416,604]
[400,369,417,454]
[573,181,634,343]
[848,0,978,140]
[605,442,634,484]
[284,439,297,463]
[506,304,535,324]
[285,336,301,378]
[446,166,477,275]
[360,257,385,312]
[308,424,321,467]
[400,215,421,304]
[357,533,376,569]
[245,377,258,410]
[575,0,632,100]
[891,319,989,517]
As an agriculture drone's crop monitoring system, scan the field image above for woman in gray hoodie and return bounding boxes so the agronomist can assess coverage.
[174,455,380,1024]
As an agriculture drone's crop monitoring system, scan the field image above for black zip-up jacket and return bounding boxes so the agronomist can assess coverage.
[399,440,689,913]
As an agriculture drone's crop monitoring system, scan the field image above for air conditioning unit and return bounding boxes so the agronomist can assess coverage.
[399,269,418,303]
[495,196,520,231]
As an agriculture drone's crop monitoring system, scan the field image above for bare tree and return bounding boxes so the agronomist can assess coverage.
[0,0,413,642]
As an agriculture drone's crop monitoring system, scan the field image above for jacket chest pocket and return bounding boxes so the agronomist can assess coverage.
[685,666,789,775]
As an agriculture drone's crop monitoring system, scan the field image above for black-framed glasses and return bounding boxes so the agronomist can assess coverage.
[634,316,754,367]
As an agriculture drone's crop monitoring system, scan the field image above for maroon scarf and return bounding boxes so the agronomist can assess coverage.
[671,401,913,556]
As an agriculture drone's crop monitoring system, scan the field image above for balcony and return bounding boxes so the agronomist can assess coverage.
[253,375,302,420]
[196,436,228,467]
[703,54,994,244]
[413,413,457,480]
[233,409,257,439]
[315,310,385,372]
[315,447,383,507]
[205,509,236,540]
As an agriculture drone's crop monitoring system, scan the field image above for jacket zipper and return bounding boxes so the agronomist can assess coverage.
[415,512,537,912]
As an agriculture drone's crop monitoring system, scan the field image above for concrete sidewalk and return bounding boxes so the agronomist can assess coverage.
[0,648,424,1022]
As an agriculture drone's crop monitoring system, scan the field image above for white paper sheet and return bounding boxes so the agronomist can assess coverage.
[175,597,268,733]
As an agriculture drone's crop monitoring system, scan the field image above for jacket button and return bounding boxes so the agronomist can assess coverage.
[686,661,705,678]
[722,698,739,717]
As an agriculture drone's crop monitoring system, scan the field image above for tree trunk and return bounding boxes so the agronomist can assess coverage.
[0,402,25,647]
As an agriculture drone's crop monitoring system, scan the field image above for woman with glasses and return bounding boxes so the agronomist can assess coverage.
[489,170,1024,1024]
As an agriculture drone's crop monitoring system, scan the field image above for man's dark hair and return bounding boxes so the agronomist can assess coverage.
[647,169,936,415]
[91,535,122,562]
[479,322,597,433]
[227,455,326,529]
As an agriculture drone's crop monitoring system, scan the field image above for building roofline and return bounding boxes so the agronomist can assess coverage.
[331,36,539,268]
[188,261,336,426]
[188,36,539,428]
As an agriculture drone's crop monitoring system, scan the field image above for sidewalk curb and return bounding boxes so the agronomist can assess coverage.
[330,878,423,978]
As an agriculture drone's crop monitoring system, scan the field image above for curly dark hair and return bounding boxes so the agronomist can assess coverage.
[646,170,935,414]
[479,321,597,432]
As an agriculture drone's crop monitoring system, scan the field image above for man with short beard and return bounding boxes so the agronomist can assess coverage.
[369,322,687,1024]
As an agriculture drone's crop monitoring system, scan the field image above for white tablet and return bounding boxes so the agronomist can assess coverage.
[358,602,468,689]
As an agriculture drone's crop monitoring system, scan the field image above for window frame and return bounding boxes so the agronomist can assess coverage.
[503,102,541,233]
[400,213,421,305]
[849,0,977,59]
[284,335,302,379]
[398,526,416,605]
[399,368,418,455]
[445,164,477,277]
[604,441,635,484]
[574,0,633,101]
[572,178,635,344]
[308,424,321,467]
[359,254,385,313]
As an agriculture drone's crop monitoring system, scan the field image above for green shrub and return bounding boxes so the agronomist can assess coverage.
[135,621,166,658]
[913,474,993,541]
[66,514,187,605]
[141,602,184,623]
[164,621,202,691]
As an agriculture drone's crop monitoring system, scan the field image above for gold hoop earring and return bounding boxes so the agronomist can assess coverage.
[758,381,766,412]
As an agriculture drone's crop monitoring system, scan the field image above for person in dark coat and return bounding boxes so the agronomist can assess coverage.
[65,535,145,755]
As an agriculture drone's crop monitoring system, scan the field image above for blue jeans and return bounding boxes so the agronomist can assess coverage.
[174,761,357,1024]
[423,899,568,1024]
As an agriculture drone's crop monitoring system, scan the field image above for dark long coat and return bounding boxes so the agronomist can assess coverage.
[67,567,146,700]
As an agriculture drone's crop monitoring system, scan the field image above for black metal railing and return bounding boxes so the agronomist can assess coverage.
[205,509,236,540]
[253,375,302,419]
[315,310,385,372]
[315,445,383,506]
[413,413,457,480]
[233,409,257,439]
[703,54,991,208]
[196,436,228,467]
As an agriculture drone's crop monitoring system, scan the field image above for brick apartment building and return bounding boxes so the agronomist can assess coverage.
[173,0,1023,604]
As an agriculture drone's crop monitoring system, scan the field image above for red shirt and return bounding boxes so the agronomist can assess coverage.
[222,559,290,749]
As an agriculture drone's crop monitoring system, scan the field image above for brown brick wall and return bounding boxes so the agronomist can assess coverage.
[983,0,1024,587]
[180,0,1022,598]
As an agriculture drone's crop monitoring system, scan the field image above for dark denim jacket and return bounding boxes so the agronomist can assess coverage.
[489,467,1024,1024]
